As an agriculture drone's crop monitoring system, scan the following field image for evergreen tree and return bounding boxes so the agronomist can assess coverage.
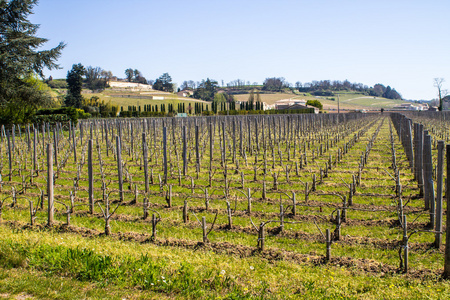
[153,73,174,92]
[0,0,65,124]
[193,78,218,101]
[65,63,85,108]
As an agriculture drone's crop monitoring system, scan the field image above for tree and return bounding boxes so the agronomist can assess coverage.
[132,69,147,84]
[101,70,113,84]
[193,78,218,101]
[180,80,196,90]
[85,66,105,91]
[248,90,255,110]
[306,100,323,110]
[0,0,65,124]
[65,63,85,108]
[125,68,134,82]
[213,93,226,103]
[382,86,402,100]
[434,78,448,111]
[262,77,286,92]
[153,73,174,92]
[371,84,386,97]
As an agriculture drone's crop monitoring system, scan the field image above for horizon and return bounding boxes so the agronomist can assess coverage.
[30,0,450,101]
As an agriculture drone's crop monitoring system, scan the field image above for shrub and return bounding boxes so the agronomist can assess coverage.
[33,107,89,125]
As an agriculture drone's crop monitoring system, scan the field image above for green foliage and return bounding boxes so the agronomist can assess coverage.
[65,63,85,108]
[0,75,55,125]
[296,80,403,100]
[33,107,89,125]
[262,77,287,92]
[193,78,218,101]
[83,96,118,118]
[85,66,110,91]
[153,73,173,92]
[306,99,323,110]
[125,68,133,82]
[0,0,65,125]
[46,78,68,89]
[213,93,226,103]
[125,68,146,84]
[311,90,334,96]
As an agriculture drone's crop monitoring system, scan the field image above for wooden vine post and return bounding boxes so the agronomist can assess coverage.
[47,144,54,226]
[435,140,444,248]
[163,126,168,184]
[142,133,149,194]
[226,201,232,229]
[183,200,188,223]
[326,228,331,262]
[202,216,207,243]
[182,126,187,176]
[116,136,124,201]
[423,133,435,224]
[444,144,450,278]
[258,223,265,251]
[402,215,408,273]
[88,139,94,214]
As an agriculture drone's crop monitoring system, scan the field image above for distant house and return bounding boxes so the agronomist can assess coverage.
[428,106,438,111]
[108,81,153,90]
[277,103,319,114]
[177,90,193,97]
[274,99,319,113]
[393,103,428,111]
[274,99,307,110]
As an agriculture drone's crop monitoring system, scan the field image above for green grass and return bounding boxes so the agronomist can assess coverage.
[1,225,449,299]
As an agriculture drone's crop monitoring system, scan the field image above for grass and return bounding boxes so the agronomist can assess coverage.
[0,225,449,299]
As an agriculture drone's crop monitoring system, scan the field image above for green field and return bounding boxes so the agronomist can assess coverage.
[0,113,449,299]
[83,89,208,111]
[234,91,409,111]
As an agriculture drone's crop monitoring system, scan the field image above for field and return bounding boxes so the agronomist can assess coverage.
[81,89,207,111]
[234,91,408,111]
[1,112,450,299]
[82,87,409,113]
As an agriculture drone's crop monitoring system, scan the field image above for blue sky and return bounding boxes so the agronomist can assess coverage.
[30,0,450,100]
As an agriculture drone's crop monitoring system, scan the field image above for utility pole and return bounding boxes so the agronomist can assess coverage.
[337,94,340,114]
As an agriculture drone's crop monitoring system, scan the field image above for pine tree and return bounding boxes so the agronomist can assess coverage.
[0,0,65,124]
[65,63,85,108]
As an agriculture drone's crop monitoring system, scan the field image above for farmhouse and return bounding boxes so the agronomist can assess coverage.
[275,99,319,113]
[108,80,153,90]
[393,103,428,111]
[274,99,307,109]
[177,90,193,97]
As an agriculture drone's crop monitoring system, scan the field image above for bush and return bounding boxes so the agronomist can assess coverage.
[46,79,68,89]
[119,111,167,118]
[202,111,214,116]
[33,107,89,125]
[306,100,323,110]
[312,90,334,96]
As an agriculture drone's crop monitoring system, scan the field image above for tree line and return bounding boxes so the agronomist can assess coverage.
[294,80,402,100]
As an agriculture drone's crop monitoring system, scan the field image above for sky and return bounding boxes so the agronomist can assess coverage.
[29,0,450,100]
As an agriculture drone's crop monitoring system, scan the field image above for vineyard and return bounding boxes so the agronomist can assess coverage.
[1,112,450,299]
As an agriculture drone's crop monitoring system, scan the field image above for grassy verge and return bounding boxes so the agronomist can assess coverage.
[1,225,450,299]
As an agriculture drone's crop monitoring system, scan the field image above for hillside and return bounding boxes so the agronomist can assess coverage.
[234,91,410,111]
[81,87,208,110]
